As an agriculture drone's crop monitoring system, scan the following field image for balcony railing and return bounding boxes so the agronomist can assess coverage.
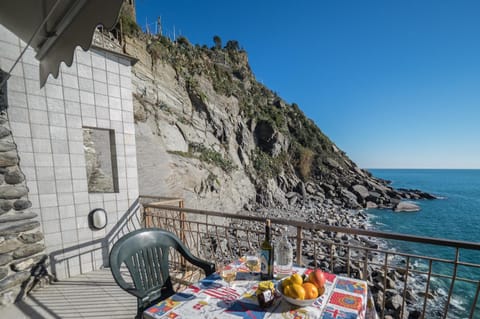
[135,198,480,319]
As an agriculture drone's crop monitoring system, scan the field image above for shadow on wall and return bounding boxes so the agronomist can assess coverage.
[48,198,143,279]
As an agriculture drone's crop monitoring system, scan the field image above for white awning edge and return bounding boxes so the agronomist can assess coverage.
[38,0,124,87]
[0,0,124,87]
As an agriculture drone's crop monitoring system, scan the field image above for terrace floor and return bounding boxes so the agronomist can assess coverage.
[3,268,137,318]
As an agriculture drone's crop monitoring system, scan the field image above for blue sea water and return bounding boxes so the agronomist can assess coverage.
[367,169,480,318]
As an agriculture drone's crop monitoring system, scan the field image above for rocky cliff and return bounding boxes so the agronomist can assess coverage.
[121,32,433,213]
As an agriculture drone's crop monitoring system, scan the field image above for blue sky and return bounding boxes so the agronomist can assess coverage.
[135,0,480,169]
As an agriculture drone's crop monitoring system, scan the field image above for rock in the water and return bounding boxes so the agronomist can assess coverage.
[365,201,378,209]
[393,201,420,212]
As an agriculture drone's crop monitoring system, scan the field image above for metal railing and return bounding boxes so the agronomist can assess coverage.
[140,201,480,319]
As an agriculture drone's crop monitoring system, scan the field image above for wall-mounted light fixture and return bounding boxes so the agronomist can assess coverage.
[88,208,107,230]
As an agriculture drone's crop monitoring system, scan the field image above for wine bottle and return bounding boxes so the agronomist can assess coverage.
[260,219,274,280]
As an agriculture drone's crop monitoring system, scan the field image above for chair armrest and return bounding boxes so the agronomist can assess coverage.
[174,241,216,276]
[183,253,216,276]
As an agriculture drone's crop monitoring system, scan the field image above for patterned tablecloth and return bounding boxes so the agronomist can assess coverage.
[144,260,373,319]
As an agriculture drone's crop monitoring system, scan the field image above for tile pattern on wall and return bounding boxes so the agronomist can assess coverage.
[1,25,139,280]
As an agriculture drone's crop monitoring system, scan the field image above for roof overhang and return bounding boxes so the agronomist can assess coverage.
[0,0,124,87]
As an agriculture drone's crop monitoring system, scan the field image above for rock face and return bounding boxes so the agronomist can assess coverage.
[124,34,436,213]
[0,112,46,306]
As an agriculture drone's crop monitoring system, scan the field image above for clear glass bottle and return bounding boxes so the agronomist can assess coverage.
[275,226,293,279]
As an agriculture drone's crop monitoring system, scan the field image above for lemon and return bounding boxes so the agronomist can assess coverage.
[258,281,274,291]
[290,273,303,285]
[284,283,306,300]
[282,277,293,288]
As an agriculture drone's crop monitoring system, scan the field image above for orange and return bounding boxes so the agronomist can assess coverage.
[302,282,318,299]
[284,283,306,300]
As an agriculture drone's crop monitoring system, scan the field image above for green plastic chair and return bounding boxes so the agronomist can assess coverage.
[109,228,215,317]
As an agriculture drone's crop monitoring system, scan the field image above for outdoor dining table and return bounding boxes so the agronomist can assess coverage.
[143,259,373,319]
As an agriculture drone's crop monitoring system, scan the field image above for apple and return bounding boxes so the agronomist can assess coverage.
[308,269,326,289]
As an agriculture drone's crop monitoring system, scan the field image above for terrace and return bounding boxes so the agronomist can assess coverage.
[5,196,480,319]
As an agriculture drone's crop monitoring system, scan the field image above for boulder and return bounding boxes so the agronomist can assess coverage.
[393,201,420,212]
[340,189,361,208]
[386,294,403,311]
[320,183,335,193]
[351,184,369,199]
[305,183,316,194]
[365,201,378,209]
[324,158,342,170]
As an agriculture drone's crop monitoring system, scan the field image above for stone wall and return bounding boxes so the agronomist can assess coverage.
[0,111,45,306]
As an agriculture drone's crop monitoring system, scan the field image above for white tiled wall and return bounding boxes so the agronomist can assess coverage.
[1,25,139,279]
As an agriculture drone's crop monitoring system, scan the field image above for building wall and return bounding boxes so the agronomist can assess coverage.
[0,25,139,280]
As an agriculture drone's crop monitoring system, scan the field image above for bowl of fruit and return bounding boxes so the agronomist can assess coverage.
[277,269,326,307]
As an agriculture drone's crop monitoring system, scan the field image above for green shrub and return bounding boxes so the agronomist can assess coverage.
[176,36,191,47]
[213,35,222,50]
[252,148,285,180]
[120,15,140,37]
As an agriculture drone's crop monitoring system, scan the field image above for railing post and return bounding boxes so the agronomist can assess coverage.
[296,226,303,266]
[179,200,186,268]
[179,199,186,243]
[145,207,152,228]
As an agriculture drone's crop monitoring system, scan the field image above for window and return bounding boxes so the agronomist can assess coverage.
[83,128,118,193]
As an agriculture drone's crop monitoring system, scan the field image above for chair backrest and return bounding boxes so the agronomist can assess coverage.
[109,228,214,312]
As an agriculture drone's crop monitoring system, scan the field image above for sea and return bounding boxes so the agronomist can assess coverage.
[367,169,480,318]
